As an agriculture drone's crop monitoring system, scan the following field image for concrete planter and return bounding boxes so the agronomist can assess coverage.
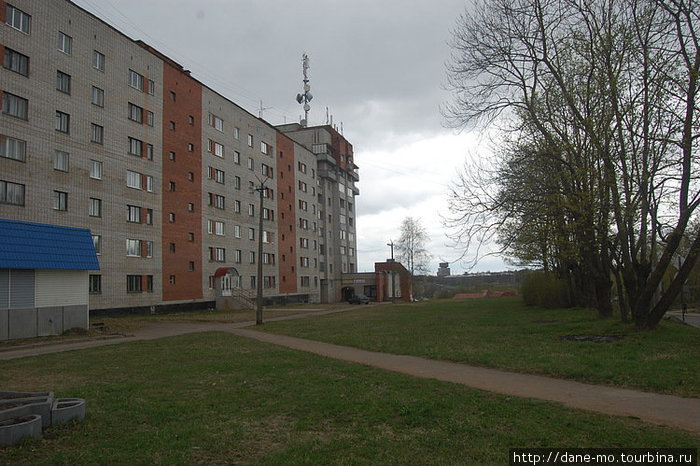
[0,393,54,428]
[0,415,42,446]
[51,398,86,425]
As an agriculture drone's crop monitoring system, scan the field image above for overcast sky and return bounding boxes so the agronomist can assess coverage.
[72,0,511,274]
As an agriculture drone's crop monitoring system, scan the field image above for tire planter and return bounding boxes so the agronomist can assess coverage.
[0,415,42,446]
[51,398,86,425]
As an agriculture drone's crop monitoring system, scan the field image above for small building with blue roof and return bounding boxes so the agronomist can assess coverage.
[0,219,100,341]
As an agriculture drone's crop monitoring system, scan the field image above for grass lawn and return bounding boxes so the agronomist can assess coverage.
[261,297,700,397]
[0,332,697,464]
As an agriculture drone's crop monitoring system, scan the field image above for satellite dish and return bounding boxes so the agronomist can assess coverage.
[296,94,303,104]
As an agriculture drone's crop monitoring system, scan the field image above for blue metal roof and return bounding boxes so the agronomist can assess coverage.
[0,219,100,270]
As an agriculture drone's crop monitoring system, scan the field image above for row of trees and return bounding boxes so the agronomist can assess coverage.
[444,0,700,329]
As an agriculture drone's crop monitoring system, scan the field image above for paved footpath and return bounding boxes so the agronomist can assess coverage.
[1,310,699,434]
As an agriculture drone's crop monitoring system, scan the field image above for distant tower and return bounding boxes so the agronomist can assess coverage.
[437,262,451,277]
[295,53,313,127]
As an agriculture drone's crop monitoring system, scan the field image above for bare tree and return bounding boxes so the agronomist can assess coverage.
[444,0,700,328]
[396,217,431,278]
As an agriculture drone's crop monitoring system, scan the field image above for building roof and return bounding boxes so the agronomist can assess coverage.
[0,219,100,270]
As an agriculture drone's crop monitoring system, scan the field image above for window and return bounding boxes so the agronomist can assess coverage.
[264,276,276,289]
[91,86,104,107]
[128,103,143,123]
[53,191,68,211]
[128,69,144,91]
[261,163,273,178]
[249,251,256,264]
[4,48,29,76]
[233,225,241,238]
[147,111,154,127]
[56,70,71,93]
[248,203,255,216]
[247,134,253,147]
[146,175,153,192]
[169,121,175,131]
[263,231,274,244]
[128,137,143,156]
[148,80,155,95]
[127,275,142,293]
[93,50,105,71]
[170,91,176,101]
[234,176,241,190]
[146,209,154,225]
[208,113,223,131]
[126,170,142,189]
[249,228,255,240]
[89,275,102,294]
[188,143,194,152]
[233,151,240,165]
[209,247,226,262]
[57,32,72,54]
[209,167,225,184]
[90,160,102,179]
[169,212,175,223]
[55,111,70,133]
[234,249,242,264]
[208,140,224,157]
[248,158,254,171]
[146,144,153,160]
[126,239,141,257]
[6,5,31,33]
[0,180,24,205]
[169,181,176,192]
[91,124,104,144]
[127,205,141,223]
[233,127,240,140]
[54,150,69,172]
[89,198,102,217]
[260,141,270,155]
[0,135,26,162]
[263,253,275,265]
[92,235,102,255]
[2,92,28,119]
[209,193,225,209]
[208,220,225,236]
[234,200,241,213]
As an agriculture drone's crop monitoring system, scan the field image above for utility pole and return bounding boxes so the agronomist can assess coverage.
[254,177,268,325]
[387,240,396,302]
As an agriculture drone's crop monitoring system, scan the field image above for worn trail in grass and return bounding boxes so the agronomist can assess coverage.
[261,298,700,397]
[0,333,697,464]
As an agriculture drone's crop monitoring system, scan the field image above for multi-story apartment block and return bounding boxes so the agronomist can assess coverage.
[0,0,358,312]
[277,123,360,303]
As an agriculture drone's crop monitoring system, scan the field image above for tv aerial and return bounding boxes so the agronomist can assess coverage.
[296,53,313,127]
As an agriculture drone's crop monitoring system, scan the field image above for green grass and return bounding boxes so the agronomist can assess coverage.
[0,332,697,464]
[261,297,700,397]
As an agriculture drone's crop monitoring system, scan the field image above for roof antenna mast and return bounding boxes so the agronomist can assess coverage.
[296,53,313,127]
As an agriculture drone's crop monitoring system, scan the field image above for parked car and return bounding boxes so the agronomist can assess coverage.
[348,294,370,305]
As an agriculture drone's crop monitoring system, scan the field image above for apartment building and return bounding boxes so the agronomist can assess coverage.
[0,0,358,312]
[277,123,360,303]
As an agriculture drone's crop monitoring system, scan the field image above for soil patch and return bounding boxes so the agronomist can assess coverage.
[561,334,627,343]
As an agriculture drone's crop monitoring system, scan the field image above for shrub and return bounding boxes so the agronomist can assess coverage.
[520,271,572,308]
